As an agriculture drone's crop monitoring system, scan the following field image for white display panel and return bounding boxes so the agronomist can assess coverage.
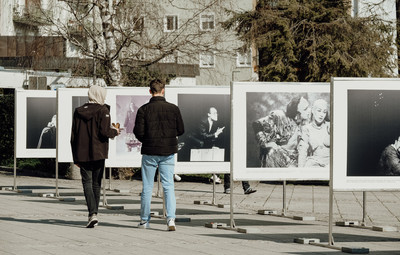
[57,88,89,162]
[15,89,57,158]
[166,86,230,174]
[232,82,330,181]
[332,78,400,191]
[105,87,151,167]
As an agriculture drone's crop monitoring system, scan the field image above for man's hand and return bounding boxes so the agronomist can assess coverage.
[215,126,225,138]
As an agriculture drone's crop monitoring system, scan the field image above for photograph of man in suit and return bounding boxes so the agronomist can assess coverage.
[197,107,225,148]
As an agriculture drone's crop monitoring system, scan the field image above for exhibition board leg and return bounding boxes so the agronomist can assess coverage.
[282,180,287,216]
[362,191,367,226]
[328,183,334,246]
[212,173,216,205]
[108,167,112,190]
[102,166,108,206]
[13,155,17,191]
[55,159,60,197]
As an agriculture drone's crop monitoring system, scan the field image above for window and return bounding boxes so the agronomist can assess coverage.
[133,16,144,32]
[164,15,178,32]
[200,52,215,68]
[237,50,252,67]
[200,13,215,31]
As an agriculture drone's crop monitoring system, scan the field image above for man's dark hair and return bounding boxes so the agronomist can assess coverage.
[286,96,302,120]
[150,79,165,94]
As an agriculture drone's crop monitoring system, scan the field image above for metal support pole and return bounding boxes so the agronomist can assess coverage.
[328,181,334,246]
[108,167,112,190]
[362,191,367,226]
[13,90,17,191]
[212,173,216,205]
[282,180,287,216]
[55,159,59,197]
[13,154,17,191]
[229,170,235,229]
[102,165,107,206]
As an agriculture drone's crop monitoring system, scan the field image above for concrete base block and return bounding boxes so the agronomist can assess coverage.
[336,221,359,227]
[175,217,191,222]
[341,247,369,254]
[372,226,397,232]
[17,189,32,194]
[39,193,55,198]
[217,204,229,208]
[150,211,160,216]
[106,205,124,210]
[205,222,227,228]
[237,227,261,234]
[258,209,278,215]
[59,197,75,202]
[294,238,320,244]
[194,200,205,205]
[0,187,13,191]
[293,216,315,221]
[114,189,130,193]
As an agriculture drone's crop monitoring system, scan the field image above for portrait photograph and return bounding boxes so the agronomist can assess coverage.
[57,88,88,162]
[332,78,400,191]
[166,86,230,174]
[15,89,57,158]
[106,87,150,167]
[232,82,330,181]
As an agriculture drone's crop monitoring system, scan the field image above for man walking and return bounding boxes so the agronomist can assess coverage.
[134,79,185,231]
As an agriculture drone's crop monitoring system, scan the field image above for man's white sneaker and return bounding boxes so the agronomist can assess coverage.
[138,220,150,229]
[167,218,176,231]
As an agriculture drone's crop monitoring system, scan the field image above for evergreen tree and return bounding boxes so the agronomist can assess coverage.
[224,0,397,82]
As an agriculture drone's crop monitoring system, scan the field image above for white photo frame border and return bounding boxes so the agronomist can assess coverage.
[166,86,230,174]
[232,82,330,181]
[57,88,89,162]
[105,87,151,168]
[15,89,57,158]
[332,77,400,191]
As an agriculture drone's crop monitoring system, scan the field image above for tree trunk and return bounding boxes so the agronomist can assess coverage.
[98,0,122,86]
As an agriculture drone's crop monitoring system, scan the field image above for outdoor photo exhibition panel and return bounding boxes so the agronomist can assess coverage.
[232,82,330,181]
[166,86,230,174]
[15,89,57,158]
[332,78,400,191]
[57,88,89,162]
[105,87,151,167]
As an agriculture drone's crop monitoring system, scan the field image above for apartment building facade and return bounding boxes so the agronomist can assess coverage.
[0,0,257,88]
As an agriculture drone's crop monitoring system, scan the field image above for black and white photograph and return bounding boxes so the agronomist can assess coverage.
[177,94,230,162]
[27,98,57,149]
[332,78,400,191]
[232,82,330,181]
[15,89,57,158]
[57,88,89,162]
[165,86,230,174]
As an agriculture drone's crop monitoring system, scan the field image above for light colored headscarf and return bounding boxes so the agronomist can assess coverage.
[88,85,106,105]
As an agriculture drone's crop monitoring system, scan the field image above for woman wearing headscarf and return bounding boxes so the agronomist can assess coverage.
[70,85,120,228]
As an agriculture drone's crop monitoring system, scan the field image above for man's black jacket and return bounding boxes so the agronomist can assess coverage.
[134,96,184,156]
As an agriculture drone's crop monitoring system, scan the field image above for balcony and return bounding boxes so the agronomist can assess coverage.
[13,4,53,26]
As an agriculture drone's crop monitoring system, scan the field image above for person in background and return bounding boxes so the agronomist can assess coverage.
[134,79,184,231]
[70,85,120,228]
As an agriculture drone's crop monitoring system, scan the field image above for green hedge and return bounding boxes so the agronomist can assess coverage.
[0,90,14,165]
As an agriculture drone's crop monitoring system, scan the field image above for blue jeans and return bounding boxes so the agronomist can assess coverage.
[140,154,176,222]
